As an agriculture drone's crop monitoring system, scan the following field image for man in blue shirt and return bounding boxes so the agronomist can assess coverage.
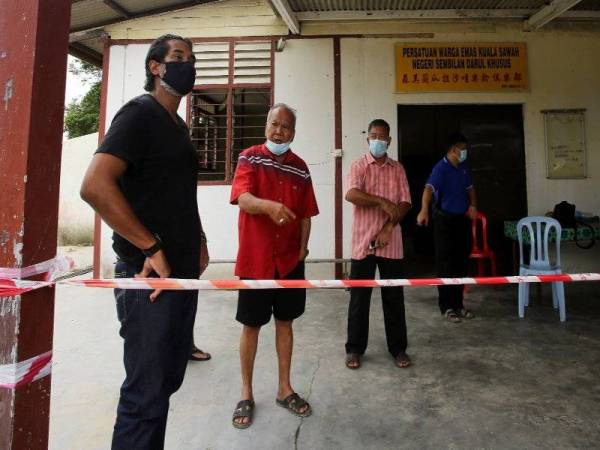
[417,133,477,323]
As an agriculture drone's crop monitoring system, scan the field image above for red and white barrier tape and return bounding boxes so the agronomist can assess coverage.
[1,273,599,297]
[0,255,73,281]
[63,273,600,290]
[0,351,52,389]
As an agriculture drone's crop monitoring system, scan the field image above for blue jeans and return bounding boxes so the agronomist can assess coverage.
[111,261,198,450]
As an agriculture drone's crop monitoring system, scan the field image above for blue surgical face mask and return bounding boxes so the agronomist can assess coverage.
[266,139,290,156]
[458,149,468,163]
[369,139,388,158]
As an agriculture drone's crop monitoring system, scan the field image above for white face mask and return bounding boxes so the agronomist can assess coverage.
[369,139,388,158]
[266,139,290,156]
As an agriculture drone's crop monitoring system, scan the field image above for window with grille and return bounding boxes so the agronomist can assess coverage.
[190,41,273,183]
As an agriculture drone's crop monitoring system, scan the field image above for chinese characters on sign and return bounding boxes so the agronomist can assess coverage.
[395,43,528,92]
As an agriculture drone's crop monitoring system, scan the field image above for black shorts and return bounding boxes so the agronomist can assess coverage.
[236,262,306,327]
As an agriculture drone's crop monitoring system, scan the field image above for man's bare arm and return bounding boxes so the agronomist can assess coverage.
[416,186,434,226]
[299,218,311,260]
[80,153,156,249]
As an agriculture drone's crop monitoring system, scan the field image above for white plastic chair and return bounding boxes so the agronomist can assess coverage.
[517,216,566,321]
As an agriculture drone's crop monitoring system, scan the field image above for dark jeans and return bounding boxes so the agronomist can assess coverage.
[433,209,471,314]
[345,256,408,357]
[111,261,198,450]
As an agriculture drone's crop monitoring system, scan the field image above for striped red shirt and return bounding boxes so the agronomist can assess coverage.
[230,144,319,279]
[346,153,411,260]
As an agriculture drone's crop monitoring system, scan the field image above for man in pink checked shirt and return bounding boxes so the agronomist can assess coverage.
[344,119,412,370]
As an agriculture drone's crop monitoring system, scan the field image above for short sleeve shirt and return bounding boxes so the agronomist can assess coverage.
[426,157,473,215]
[346,153,412,260]
[230,144,319,279]
[96,94,201,278]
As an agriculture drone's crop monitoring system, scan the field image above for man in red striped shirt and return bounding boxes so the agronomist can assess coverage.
[229,104,319,429]
[344,119,412,370]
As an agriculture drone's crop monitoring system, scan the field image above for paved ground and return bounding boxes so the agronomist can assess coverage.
[49,262,600,450]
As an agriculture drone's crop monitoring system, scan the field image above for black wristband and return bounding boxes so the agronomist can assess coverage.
[142,234,162,257]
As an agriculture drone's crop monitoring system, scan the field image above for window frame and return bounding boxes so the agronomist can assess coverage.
[188,38,275,186]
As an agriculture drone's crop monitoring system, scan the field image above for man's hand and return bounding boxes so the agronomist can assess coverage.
[135,249,171,302]
[467,205,478,220]
[379,198,400,223]
[265,200,297,226]
[416,209,429,227]
[298,247,309,261]
[199,240,209,276]
[375,223,393,248]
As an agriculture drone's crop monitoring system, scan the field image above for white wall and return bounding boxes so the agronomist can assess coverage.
[59,132,98,245]
[273,38,336,259]
[340,29,600,258]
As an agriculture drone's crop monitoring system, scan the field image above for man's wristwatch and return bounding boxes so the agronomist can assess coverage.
[142,234,162,258]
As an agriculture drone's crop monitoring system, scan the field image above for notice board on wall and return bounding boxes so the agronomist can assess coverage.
[544,109,587,179]
[395,43,528,92]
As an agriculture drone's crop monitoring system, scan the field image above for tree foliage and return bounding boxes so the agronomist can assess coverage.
[64,58,102,139]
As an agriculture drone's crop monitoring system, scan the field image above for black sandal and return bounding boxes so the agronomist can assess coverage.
[276,393,312,418]
[232,399,255,429]
[189,346,211,362]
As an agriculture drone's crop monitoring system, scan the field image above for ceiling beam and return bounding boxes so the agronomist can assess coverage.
[68,42,103,67]
[103,0,131,18]
[527,0,583,30]
[268,0,300,34]
[69,28,106,43]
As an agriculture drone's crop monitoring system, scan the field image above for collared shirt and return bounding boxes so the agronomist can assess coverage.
[426,157,473,215]
[230,144,319,279]
[346,153,411,260]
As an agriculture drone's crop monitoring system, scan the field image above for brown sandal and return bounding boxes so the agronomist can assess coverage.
[345,353,361,369]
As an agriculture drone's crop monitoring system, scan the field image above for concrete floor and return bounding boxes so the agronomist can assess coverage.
[49,268,600,450]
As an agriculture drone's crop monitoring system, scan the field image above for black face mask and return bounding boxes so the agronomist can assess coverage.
[160,61,196,96]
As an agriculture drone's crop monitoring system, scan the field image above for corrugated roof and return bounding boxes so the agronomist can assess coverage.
[70,0,219,32]
[69,0,600,66]
[288,0,600,11]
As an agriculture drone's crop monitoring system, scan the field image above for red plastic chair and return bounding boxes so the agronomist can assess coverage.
[469,211,497,276]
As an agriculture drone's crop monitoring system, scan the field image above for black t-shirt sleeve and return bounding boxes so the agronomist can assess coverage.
[96,101,146,166]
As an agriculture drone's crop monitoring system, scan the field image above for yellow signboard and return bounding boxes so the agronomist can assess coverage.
[395,43,528,92]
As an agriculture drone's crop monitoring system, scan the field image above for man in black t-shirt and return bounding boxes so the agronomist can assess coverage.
[81,34,208,450]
